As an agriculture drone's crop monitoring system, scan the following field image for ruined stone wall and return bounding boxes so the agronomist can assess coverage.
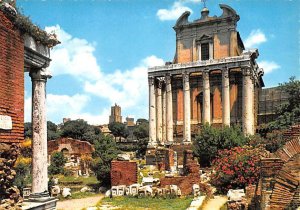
[111,160,138,186]
[0,11,24,143]
[48,138,94,156]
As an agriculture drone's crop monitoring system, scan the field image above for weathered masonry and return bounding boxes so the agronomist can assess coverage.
[148,4,264,147]
[0,2,59,208]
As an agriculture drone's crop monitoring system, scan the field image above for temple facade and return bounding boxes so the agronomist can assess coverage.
[148,4,264,147]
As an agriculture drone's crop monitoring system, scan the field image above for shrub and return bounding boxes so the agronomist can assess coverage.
[193,124,248,166]
[91,134,119,186]
[13,157,32,192]
[211,146,267,193]
[48,152,67,175]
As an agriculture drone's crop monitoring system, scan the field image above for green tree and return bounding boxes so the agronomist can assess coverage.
[24,121,61,141]
[133,122,149,140]
[48,152,67,175]
[193,124,248,167]
[60,120,101,143]
[91,134,119,186]
[108,122,129,141]
[268,77,300,130]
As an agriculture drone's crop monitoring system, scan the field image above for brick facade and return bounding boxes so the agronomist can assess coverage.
[0,11,24,143]
[48,138,94,156]
[111,160,138,186]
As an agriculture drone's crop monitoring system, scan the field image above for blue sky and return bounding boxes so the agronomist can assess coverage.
[19,0,299,125]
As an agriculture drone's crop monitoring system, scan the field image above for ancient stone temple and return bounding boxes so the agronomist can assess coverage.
[0,1,59,209]
[148,4,264,147]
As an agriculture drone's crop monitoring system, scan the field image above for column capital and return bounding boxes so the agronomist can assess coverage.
[165,74,172,84]
[202,70,210,80]
[29,68,52,81]
[182,71,190,82]
[148,76,155,86]
[157,77,165,89]
[241,66,252,76]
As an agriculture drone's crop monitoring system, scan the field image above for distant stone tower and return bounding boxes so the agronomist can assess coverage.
[109,104,122,123]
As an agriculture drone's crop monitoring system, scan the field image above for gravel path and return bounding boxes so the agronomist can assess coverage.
[56,194,104,210]
[202,195,227,210]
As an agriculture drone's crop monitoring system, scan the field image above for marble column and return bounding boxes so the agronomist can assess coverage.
[242,67,255,135]
[162,82,167,144]
[222,67,230,126]
[183,72,191,143]
[166,74,173,144]
[202,71,211,124]
[156,78,163,144]
[148,76,157,147]
[29,68,51,199]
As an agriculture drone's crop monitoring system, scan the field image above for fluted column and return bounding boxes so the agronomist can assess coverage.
[222,67,230,126]
[30,68,51,199]
[202,71,211,124]
[183,72,191,143]
[162,81,167,143]
[166,74,173,143]
[242,67,255,135]
[156,78,163,144]
[148,76,157,147]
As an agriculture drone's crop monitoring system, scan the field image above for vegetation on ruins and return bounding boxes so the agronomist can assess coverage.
[193,124,248,167]
[211,146,268,193]
[108,122,129,141]
[48,152,67,175]
[13,139,32,191]
[266,77,300,130]
[91,134,119,186]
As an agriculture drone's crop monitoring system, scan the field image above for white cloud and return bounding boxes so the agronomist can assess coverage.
[45,25,101,81]
[258,61,280,74]
[157,1,192,21]
[84,55,164,109]
[24,25,165,125]
[244,29,267,49]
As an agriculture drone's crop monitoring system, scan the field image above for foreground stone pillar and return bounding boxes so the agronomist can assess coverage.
[222,67,230,126]
[156,79,163,144]
[183,72,191,144]
[148,76,157,147]
[162,82,167,143]
[29,68,51,199]
[242,67,254,135]
[202,71,211,124]
[166,74,173,144]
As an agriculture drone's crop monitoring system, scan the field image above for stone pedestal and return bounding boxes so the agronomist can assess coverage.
[148,77,157,147]
[29,68,51,199]
[202,71,211,124]
[166,74,173,144]
[183,72,191,144]
[222,67,230,126]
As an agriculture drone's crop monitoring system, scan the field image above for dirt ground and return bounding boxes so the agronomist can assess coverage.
[56,194,104,210]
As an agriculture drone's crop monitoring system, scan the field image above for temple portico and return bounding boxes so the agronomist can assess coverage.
[148,51,263,145]
[147,4,264,147]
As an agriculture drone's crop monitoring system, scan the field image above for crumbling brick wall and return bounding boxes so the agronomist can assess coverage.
[0,10,24,143]
[160,150,200,195]
[111,160,138,186]
[48,138,94,156]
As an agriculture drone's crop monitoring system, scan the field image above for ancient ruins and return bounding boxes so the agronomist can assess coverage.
[148,4,264,147]
[0,1,59,209]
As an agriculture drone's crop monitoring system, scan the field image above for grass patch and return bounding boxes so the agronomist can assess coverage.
[55,175,99,185]
[99,196,193,210]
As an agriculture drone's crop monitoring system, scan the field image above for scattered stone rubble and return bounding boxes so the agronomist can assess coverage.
[0,143,22,210]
